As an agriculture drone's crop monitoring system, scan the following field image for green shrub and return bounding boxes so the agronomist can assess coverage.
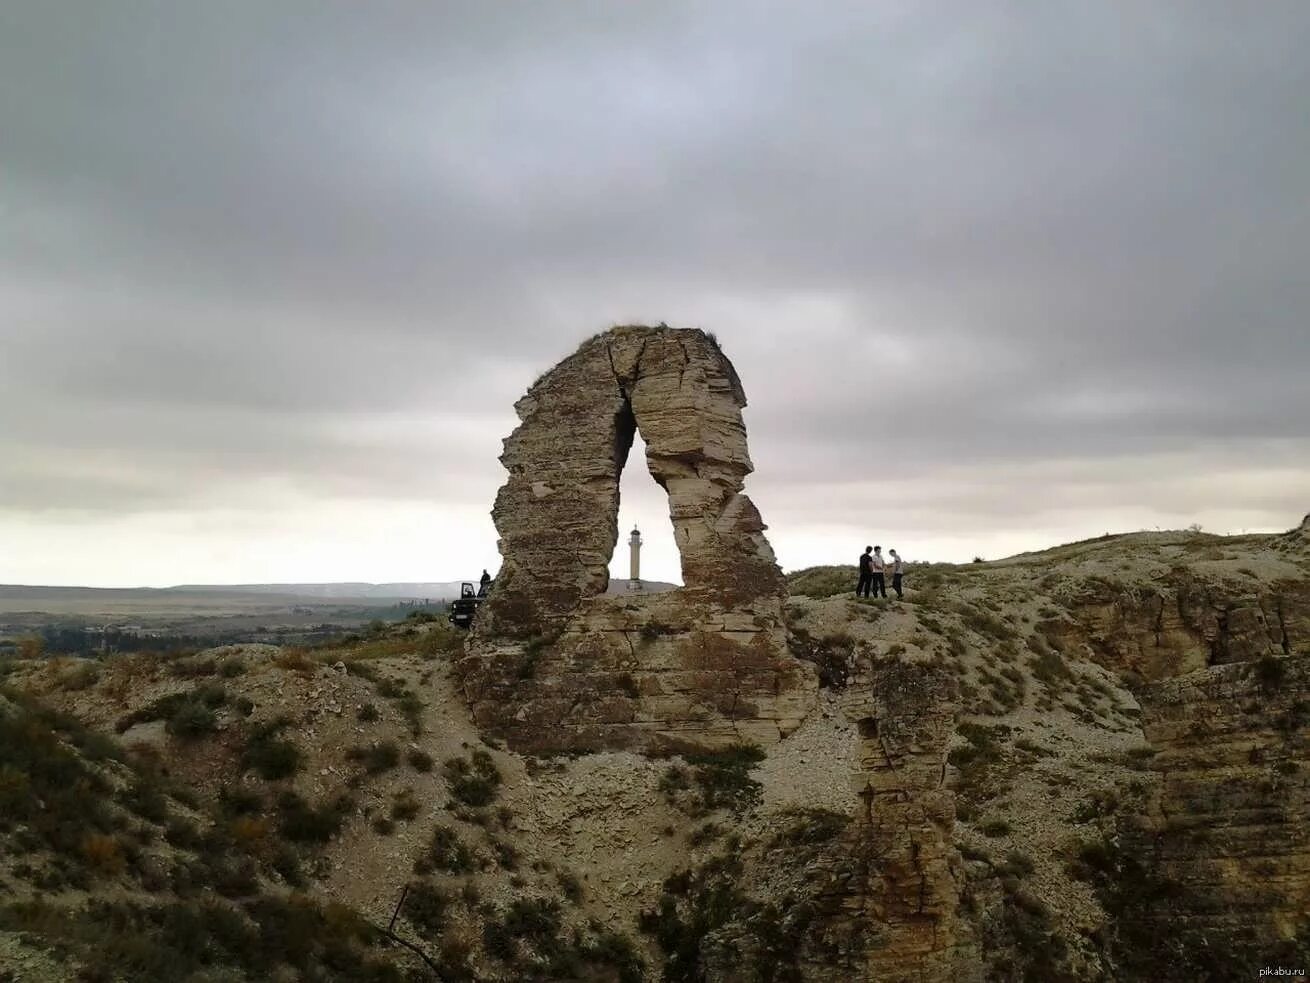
[118,685,227,736]
[1069,837,1116,880]
[996,850,1034,879]
[958,604,1014,640]
[407,748,434,772]
[61,662,101,691]
[390,790,421,822]
[785,565,857,599]
[219,658,246,678]
[490,838,519,870]
[170,656,218,678]
[787,628,858,689]
[276,791,353,844]
[948,722,1007,800]
[1070,789,1119,823]
[0,691,118,855]
[1029,647,1072,688]
[121,778,170,824]
[375,677,406,699]
[444,750,501,807]
[0,896,400,983]
[557,870,584,903]
[1254,654,1286,693]
[421,825,475,874]
[483,897,565,964]
[1013,738,1052,757]
[580,929,644,983]
[639,854,754,982]
[662,745,766,815]
[769,807,849,847]
[402,881,450,939]
[348,741,400,776]
[395,694,425,736]
[166,701,218,740]
[216,791,265,831]
[516,634,557,680]
[241,718,301,780]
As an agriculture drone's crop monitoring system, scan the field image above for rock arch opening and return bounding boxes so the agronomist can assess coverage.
[609,429,682,588]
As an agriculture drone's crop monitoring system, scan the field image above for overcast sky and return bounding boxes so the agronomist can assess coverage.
[2,2,1308,587]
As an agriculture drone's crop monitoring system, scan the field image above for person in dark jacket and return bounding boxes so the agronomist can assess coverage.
[856,546,874,597]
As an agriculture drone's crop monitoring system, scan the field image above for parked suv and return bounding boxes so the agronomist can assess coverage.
[448,580,490,629]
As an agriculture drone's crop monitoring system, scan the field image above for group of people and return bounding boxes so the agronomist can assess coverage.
[855,545,904,599]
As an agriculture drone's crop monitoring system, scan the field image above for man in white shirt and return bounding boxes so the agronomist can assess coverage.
[888,549,904,598]
[870,546,888,598]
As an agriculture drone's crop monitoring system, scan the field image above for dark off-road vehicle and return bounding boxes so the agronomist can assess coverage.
[448,580,491,629]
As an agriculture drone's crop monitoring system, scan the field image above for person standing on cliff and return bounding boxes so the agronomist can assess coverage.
[870,546,888,598]
[856,546,874,597]
[888,548,904,598]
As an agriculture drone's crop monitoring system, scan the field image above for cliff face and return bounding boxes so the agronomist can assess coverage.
[839,660,976,981]
[460,326,814,754]
[1120,655,1310,975]
[1009,531,1310,978]
[1043,568,1309,682]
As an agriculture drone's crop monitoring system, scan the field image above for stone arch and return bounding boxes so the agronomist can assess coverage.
[477,326,784,632]
[461,325,815,754]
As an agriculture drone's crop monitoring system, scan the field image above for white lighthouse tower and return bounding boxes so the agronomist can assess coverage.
[628,525,642,592]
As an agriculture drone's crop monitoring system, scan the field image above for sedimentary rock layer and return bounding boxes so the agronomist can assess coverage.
[1136,654,1310,955]
[1044,571,1310,682]
[839,660,977,981]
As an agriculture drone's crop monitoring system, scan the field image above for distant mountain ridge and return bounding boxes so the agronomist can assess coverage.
[167,582,465,599]
[0,583,465,601]
[1,579,681,603]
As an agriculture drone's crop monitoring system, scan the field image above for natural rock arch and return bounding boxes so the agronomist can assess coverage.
[460,325,815,753]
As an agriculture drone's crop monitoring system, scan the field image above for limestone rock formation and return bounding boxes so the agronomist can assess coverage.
[460,326,815,754]
[1125,654,1310,969]
[1043,569,1310,682]
[839,660,976,981]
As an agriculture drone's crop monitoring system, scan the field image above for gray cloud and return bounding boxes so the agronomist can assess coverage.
[2,2,1308,580]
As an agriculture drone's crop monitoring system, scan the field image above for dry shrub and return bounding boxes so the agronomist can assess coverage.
[125,741,164,776]
[17,635,44,659]
[41,656,77,684]
[101,652,164,700]
[81,833,126,875]
[59,662,101,691]
[230,816,271,849]
[275,648,316,674]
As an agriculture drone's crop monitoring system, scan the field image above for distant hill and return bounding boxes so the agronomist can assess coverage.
[1,580,681,609]
[166,582,465,600]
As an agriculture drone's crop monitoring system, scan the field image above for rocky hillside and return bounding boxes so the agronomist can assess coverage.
[1,520,1307,981]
